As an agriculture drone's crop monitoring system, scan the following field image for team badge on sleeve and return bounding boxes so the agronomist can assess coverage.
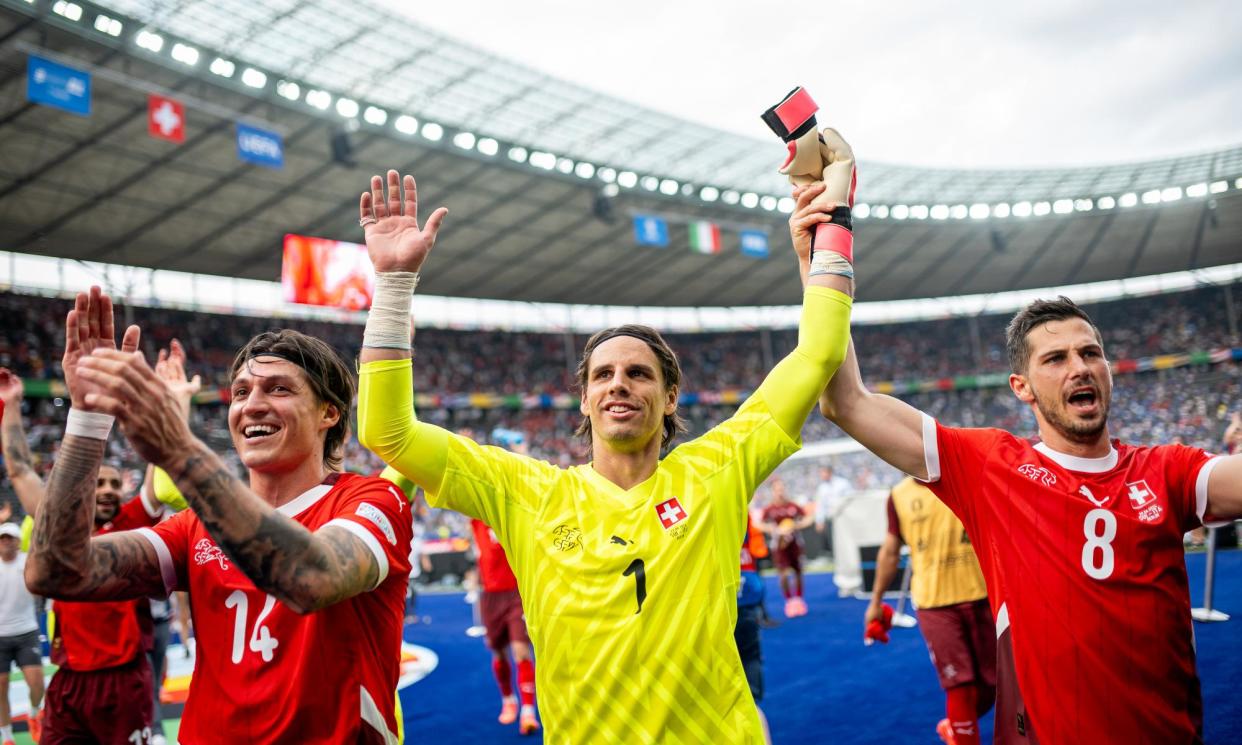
[655,497,688,529]
[357,503,397,545]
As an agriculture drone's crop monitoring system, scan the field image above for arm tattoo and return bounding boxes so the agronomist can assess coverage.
[3,423,35,478]
[27,435,165,600]
[169,447,381,613]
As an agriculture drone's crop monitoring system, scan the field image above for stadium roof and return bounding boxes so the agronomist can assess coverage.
[1,0,1240,306]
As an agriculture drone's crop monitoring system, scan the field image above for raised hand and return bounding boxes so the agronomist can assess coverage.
[0,368,23,408]
[74,349,195,468]
[788,182,832,265]
[62,286,140,410]
[359,170,448,273]
[154,339,202,420]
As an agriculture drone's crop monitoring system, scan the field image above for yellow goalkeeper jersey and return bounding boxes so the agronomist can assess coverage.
[432,395,796,743]
[358,286,852,743]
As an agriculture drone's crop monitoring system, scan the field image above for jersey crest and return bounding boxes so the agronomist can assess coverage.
[1127,480,1164,523]
[1017,463,1057,486]
[193,538,229,570]
[655,497,688,529]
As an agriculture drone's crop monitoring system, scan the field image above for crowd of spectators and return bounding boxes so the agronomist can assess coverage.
[2,283,1239,543]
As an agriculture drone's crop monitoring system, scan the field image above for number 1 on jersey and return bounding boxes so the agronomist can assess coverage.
[622,558,647,614]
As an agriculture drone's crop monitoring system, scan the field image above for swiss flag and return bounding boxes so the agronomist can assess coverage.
[655,497,688,529]
[148,94,185,143]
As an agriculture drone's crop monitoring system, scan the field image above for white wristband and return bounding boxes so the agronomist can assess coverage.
[65,409,115,440]
[363,271,419,350]
[808,250,854,279]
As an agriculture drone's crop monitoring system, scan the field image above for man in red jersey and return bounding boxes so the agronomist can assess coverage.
[819,290,1242,744]
[26,287,412,744]
[470,517,539,735]
[3,364,178,744]
[758,478,813,617]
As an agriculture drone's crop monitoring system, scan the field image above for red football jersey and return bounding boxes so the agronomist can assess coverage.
[52,496,159,670]
[761,501,806,548]
[470,518,518,593]
[924,416,1221,744]
[137,473,413,744]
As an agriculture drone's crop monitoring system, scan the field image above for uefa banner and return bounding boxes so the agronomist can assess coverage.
[281,234,376,310]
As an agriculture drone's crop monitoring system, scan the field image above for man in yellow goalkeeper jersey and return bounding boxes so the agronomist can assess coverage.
[355,137,855,741]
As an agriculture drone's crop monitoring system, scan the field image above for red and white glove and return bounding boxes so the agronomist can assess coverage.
[762,87,857,265]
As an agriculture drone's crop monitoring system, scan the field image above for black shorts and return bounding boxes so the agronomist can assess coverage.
[0,629,42,670]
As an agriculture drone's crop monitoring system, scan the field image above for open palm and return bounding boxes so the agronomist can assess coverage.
[62,286,140,409]
[360,170,448,273]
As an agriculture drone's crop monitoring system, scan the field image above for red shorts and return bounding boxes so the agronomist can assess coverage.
[480,589,530,652]
[918,598,997,691]
[43,657,153,744]
[772,540,803,571]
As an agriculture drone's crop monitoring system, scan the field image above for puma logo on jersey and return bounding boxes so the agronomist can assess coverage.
[1017,464,1057,486]
[1079,485,1108,507]
[386,485,406,512]
[610,535,631,546]
[194,538,229,570]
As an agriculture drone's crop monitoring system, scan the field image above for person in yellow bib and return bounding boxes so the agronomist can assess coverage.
[354,154,855,744]
[864,477,995,745]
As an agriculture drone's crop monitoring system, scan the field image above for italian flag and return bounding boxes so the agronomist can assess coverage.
[689,221,721,254]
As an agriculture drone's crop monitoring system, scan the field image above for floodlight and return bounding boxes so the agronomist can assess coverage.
[94,15,122,36]
[1160,187,1182,202]
[1097,196,1116,209]
[872,205,890,219]
[1141,190,1160,205]
[1053,199,1073,214]
[556,157,574,174]
[210,58,236,78]
[241,68,267,89]
[476,137,498,155]
[659,179,678,195]
[968,203,988,219]
[171,43,199,66]
[1209,181,1227,194]
[777,197,795,213]
[950,204,968,219]
[617,171,638,188]
[363,106,388,126]
[910,205,929,219]
[892,204,910,220]
[1032,202,1051,216]
[135,29,164,52]
[721,190,740,205]
[1119,193,1138,207]
[453,131,476,149]
[507,146,528,163]
[1185,183,1207,198]
[700,186,719,202]
[991,203,1010,218]
[53,2,82,21]
[574,162,595,179]
[1074,199,1093,212]
[275,79,299,100]
[741,192,759,208]
[1011,202,1032,217]
[395,115,419,135]
[528,151,556,169]
[641,176,659,191]
[421,122,443,141]
[854,203,870,219]
[760,195,777,211]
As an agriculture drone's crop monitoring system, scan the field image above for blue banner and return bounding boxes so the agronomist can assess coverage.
[26,54,91,117]
[740,230,769,258]
[236,122,284,169]
[633,214,669,247]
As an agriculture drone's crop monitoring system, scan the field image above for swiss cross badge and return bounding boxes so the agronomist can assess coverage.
[1126,480,1156,510]
[655,497,688,529]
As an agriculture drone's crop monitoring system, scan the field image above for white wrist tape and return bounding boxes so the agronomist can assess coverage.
[808,250,854,280]
[363,271,419,349]
[65,409,115,440]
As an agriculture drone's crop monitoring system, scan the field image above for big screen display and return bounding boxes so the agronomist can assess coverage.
[281,233,376,310]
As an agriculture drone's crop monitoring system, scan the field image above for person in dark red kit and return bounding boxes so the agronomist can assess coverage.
[759,478,813,617]
[470,517,539,735]
[26,287,412,744]
[820,293,1242,744]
